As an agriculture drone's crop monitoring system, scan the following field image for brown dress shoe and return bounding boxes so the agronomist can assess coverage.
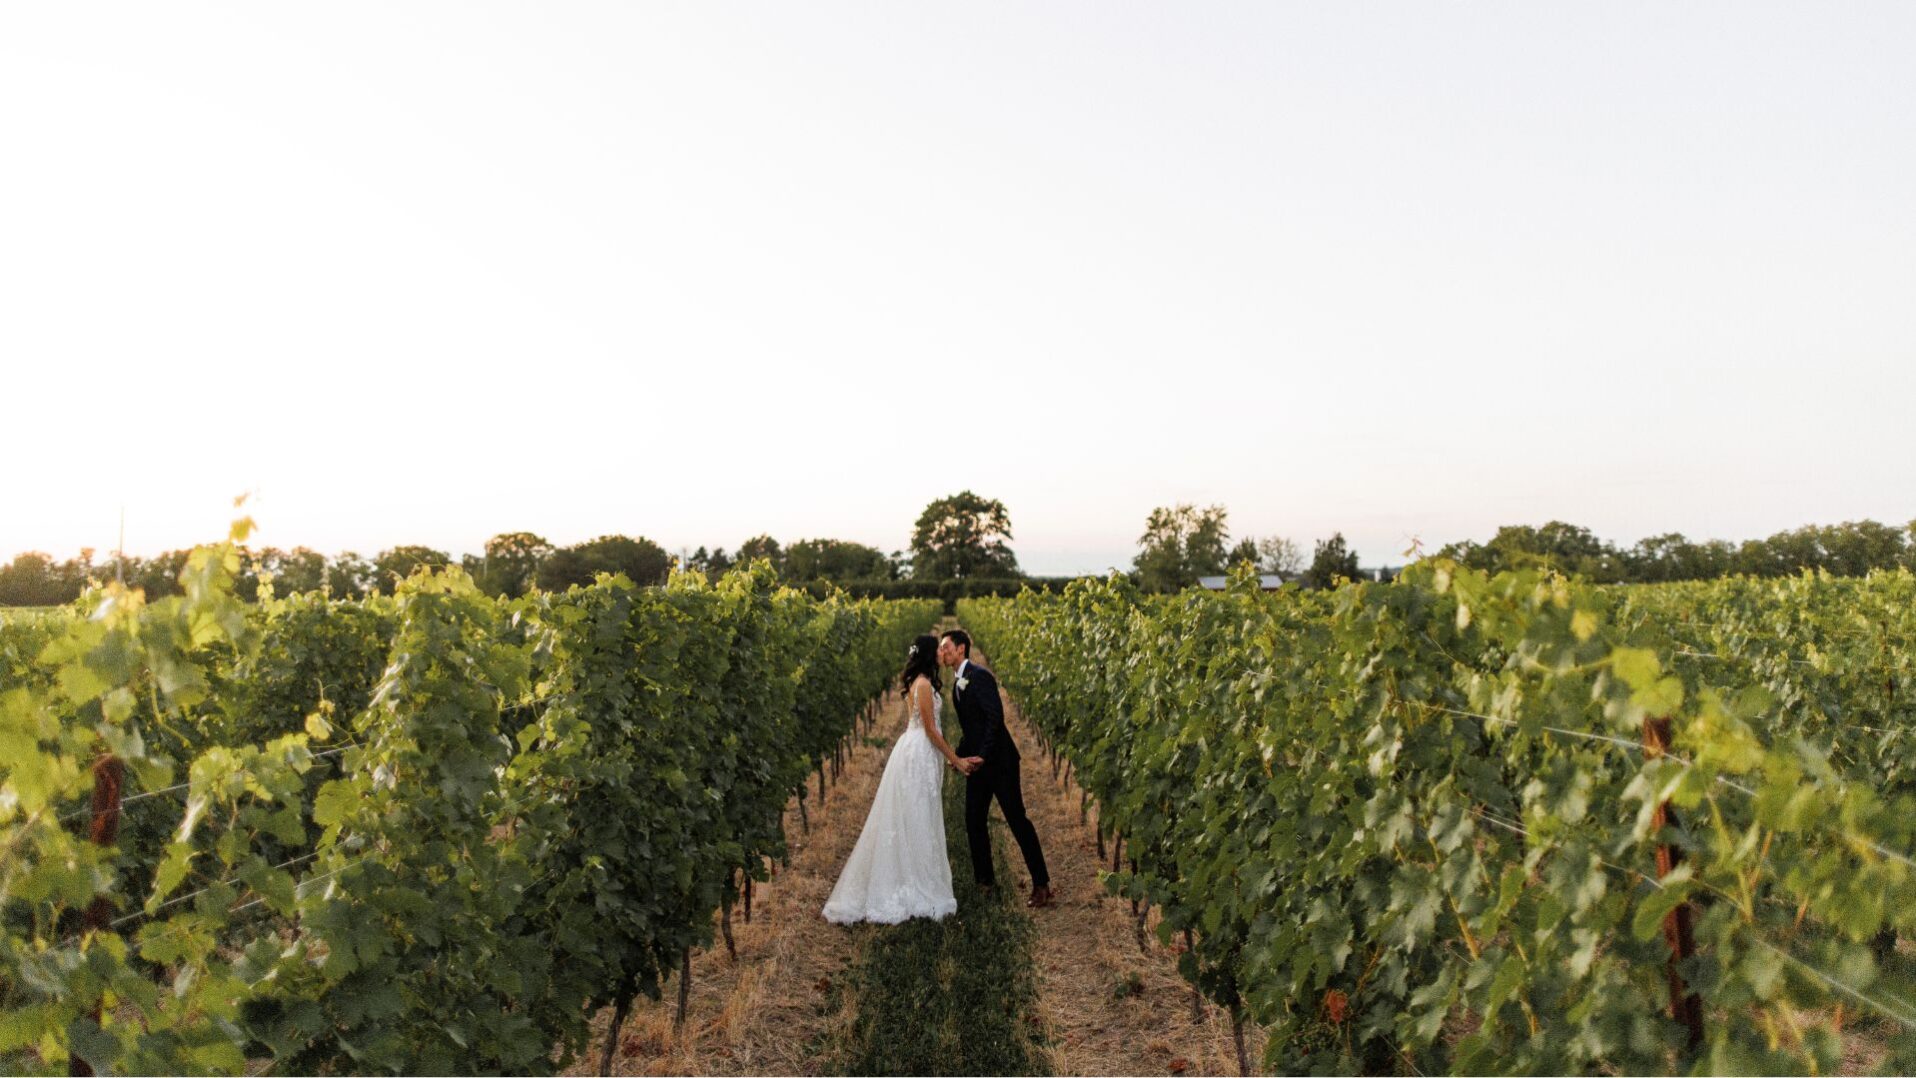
[1026,885,1054,908]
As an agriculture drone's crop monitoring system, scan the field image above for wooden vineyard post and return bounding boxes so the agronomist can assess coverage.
[1129,858,1147,951]
[599,992,633,1077]
[1231,1004,1250,1076]
[1185,929,1203,1020]
[72,753,124,1078]
[743,873,754,923]
[674,946,692,1032]
[1642,716,1704,1052]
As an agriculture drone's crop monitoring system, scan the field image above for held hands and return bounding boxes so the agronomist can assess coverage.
[952,756,985,776]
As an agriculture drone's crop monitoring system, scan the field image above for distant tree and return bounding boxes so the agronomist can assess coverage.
[373,545,452,593]
[1614,521,1909,582]
[1726,520,1911,579]
[1302,533,1361,589]
[1227,537,1260,569]
[911,492,1020,580]
[477,531,552,597]
[124,550,191,600]
[263,547,329,595]
[735,534,784,571]
[326,552,374,599]
[1805,520,1906,577]
[1438,521,1621,581]
[1620,533,1731,583]
[1435,538,1486,568]
[1257,536,1305,578]
[887,549,911,579]
[0,552,74,606]
[537,534,672,591]
[1133,504,1231,592]
[784,538,894,582]
[705,547,734,575]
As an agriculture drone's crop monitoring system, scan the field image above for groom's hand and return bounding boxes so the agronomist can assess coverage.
[959,756,985,775]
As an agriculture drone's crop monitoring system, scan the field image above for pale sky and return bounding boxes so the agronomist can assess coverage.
[4,3,1912,576]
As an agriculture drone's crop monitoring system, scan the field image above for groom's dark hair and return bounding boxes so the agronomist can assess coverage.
[941,629,971,657]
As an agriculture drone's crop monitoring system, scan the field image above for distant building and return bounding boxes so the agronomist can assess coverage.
[1195,575,1287,591]
[1196,567,1400,591]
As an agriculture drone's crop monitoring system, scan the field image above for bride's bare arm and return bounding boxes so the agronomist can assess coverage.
[913,678,963,768]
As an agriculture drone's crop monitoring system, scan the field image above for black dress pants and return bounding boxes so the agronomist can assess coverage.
[964,755,1049,889]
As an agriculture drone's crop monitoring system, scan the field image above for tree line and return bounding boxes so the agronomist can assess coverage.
[1131,502,1365,592]
[1129,507,1916,593]
[8,496,1910,606]
[1435,517,1916,582]
[0,490,1027,606]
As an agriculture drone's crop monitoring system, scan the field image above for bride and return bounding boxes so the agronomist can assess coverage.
[822,633,977,924]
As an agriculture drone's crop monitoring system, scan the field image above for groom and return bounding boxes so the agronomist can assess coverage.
[937,630,1053,908]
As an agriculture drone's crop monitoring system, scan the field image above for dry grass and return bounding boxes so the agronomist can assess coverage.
[999,692,1267,1077]
[566,691,903,1076]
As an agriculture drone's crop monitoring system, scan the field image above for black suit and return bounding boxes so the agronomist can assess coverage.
[952,660,1049,890]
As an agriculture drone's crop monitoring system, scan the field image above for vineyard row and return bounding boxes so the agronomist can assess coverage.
[959,564,1916,1075]
[1,519,940,1074]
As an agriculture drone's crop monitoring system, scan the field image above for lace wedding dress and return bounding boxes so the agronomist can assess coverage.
[822,687,957,924]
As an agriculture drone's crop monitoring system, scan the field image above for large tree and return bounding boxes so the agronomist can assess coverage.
[1302,533,1361,589]
[1133,503,1231,592]
[735,535,783,571]
[1440,521,1621,581]
[127,550,192,600]
[1257,536,1305,578]
[477,531,553,598]
[259,547,329,596]
[536,534,671,590]
[911,492,1020,580]
[373,545,452,594]
[1226,533,1304,578]
[0,552,75,606]
[784,538,894,582]
[1228,537,1260,569]
[326,552,375,599]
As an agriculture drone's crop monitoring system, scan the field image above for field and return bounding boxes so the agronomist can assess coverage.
[6,530,1916,1074]
[961,564,1916,1074]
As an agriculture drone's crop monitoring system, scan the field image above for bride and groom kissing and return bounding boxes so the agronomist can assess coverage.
[822,629,1053,924]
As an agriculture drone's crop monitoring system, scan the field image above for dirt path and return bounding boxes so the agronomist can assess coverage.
[570,668,1263,1077]
[1001,692,1265,1076]
[570,691,904,1076]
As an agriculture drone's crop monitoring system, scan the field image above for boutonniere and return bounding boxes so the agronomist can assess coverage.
[956,676,970,693]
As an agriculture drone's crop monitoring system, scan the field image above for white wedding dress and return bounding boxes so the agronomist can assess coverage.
[822,686,957,924]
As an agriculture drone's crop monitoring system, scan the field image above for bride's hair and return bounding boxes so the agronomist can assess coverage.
[900,633,941,693]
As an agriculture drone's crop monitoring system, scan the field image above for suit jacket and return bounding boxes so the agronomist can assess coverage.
[952,661,1020,767]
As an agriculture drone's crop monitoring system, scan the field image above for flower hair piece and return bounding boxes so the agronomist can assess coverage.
[908,644,919,656]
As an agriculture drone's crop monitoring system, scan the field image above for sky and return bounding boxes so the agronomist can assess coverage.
[3,3,1912,576]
